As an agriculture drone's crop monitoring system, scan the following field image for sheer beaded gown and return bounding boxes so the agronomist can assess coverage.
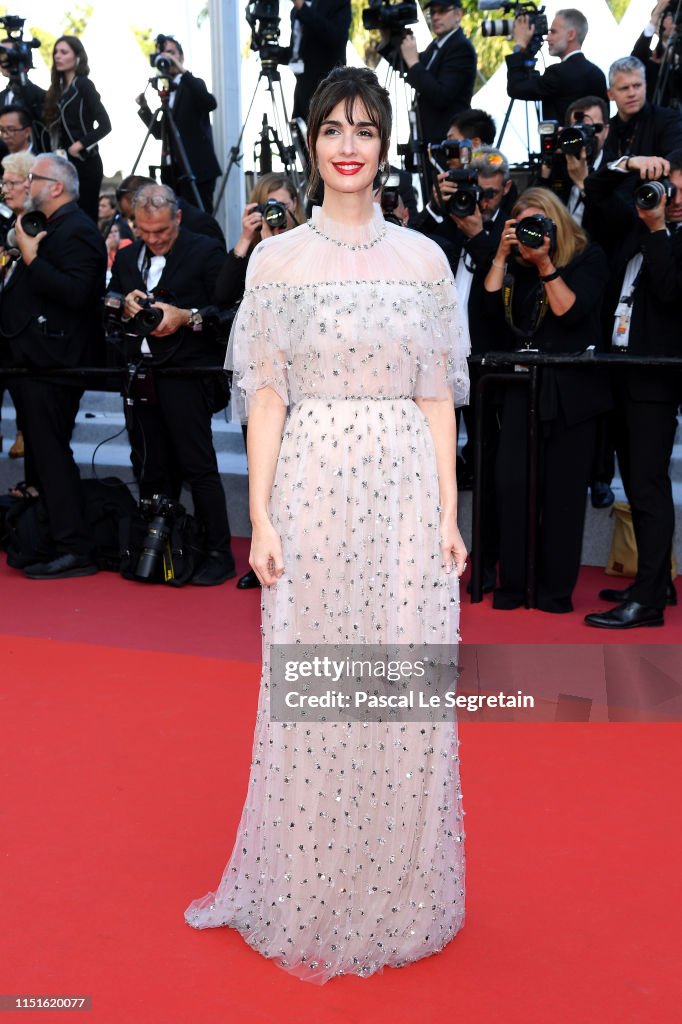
[185,204,470,984]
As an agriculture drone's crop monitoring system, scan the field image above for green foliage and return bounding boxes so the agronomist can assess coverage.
[62,4,94,38]
[132,26,156,61]
[606,0,630,21]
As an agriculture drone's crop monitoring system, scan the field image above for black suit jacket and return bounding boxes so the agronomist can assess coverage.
[0,79,49,150]
[0,201,106,369]
[108,226,226,367]
[138,73,221,183]
[177,198,226,244]
[48,76,111,153]
[277,0,351,121]
[505,51,607,126]
[380,28,476,145]
[602,102,682,164]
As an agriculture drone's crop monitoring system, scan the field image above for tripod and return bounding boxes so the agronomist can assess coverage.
[213,58,306,216]
[132,79,205,211]
[382,53,431,206]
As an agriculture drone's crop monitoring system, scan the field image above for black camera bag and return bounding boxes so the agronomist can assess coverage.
[119,501,205,587]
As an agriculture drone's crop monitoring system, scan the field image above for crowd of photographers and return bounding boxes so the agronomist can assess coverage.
[1,3,682,630]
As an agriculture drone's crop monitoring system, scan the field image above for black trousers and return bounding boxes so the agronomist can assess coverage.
[613,387,678,608]
[72,151,104,223]
[127,374,231,552]
[19,379,92,556]
[495,385,596,613]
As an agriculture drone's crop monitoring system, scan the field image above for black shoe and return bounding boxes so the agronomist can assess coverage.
[24,553,98,580]
[598,581,677,606]
[237,568,261,590]
[584,601,664,630]
[590,482,615,509]
[191,550,236,587]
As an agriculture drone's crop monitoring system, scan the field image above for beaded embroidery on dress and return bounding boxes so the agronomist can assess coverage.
[184,205,470,984]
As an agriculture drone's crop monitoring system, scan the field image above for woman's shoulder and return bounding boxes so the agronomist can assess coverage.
[387,222,453,281]
[245,224,310,285]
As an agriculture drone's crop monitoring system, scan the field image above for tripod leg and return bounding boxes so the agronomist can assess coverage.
[163,106,205,210]
[131,108,163,177]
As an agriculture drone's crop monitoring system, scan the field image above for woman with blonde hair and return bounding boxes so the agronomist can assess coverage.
[483,186,611,613]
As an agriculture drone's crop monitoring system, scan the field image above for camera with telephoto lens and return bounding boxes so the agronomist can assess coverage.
[362,0,418,33]
[557,122,600,160]
[515,213,556,251]
[634,178,675,210]
[479,1,548,45]
[245,0,281,70]
[0,16,41,85]
[103,292,165,340]
[255,197,289,230]
[444,168,482,219]
[149,34,176,71]
[3,209,47,253]
[429,138,474,169]
[135,494,185,581]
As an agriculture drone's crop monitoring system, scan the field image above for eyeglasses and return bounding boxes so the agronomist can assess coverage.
[1,178,25,189]
[27,172,58,184]
[0,126,26,136]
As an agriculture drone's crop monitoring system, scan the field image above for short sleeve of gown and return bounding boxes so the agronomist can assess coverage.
[225,241,291,421]
[413,245,470,407]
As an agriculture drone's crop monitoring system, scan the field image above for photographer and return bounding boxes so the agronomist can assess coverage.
[538,95,610,227]
[379,1,476,146]
[0,153,107,579]
[602,56,682,170]
[632,1,681,106]
[483,188,610,613]
[108,184,234,586]
[506,8,607,126]
[276,0,351,122]
[136,36,221,214]
[582,152,682,630]
[448,107,496,148]
[0,103,34,156]
[0,27,46,151]
[115,174,225,244]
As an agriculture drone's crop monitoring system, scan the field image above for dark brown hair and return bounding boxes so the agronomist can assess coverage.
[306,67,392,197]
[44,36,91,129]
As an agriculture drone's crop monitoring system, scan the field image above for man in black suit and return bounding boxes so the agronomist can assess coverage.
[115,173,226,245]
[276,0,351,122]
[0,153,107,579]
[381,1,476,146]
[584,151,682,630]
[109,184,235,586]
[506,8,607,126]
[602,55,682,167]
[136,37,221,213]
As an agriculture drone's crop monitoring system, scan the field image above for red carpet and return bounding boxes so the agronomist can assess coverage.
[1,554,681,1023]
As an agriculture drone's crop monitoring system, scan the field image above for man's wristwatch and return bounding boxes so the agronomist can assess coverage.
[187,307,203,329]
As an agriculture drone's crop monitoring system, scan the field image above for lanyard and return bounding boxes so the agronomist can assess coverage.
[502,273,549,345]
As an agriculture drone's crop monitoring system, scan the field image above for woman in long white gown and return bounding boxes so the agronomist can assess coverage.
[185,67,470,984]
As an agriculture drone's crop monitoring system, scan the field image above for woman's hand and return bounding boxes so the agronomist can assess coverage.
[495,218,518,263]
[234,203,263,256]
[441,512,467,577]
[250,519,285,587]
[517,232,553,273]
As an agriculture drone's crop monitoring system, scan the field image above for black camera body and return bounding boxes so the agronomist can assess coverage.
[362,0,418,33]
[103,292,165,340]
[429,138,474,170]
[481,2,548,41]
[2,209,47,254]
[515,213,556,252]
[0,15,41,84]
[245,0,282,69]
[634,178,675,210]
[445,168,482,219]
[255,198,289,230]
[557,123,599,160]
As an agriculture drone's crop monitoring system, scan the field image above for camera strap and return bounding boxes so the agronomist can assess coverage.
[502,273,549,343]
[612,254,644,349]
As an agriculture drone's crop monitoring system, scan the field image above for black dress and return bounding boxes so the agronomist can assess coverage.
[47,76,111,222]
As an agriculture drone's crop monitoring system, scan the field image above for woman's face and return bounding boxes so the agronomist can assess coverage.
[313,99,383,198]
[2,174,28,214]
[53,40,78,74]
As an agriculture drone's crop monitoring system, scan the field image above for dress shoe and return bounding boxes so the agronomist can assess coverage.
[584,601,664,630]
[590,481,615,509]
[237,568,261,590]
[598,581,677,606]
[24,553,98,580]
[191,550,236,586]
[8,431,24,459]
